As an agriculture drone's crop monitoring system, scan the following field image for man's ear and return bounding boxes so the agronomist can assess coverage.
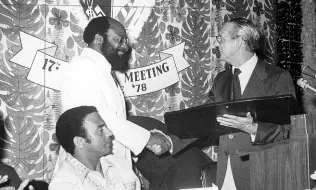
[73,136,86,149]
[236,37,244,50]
[94,34,104,45]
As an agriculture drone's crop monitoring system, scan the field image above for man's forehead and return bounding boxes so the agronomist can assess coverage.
[108,18,127,37]
[84,112,104,125]
[220,22,233,35]
[107,28,126,38]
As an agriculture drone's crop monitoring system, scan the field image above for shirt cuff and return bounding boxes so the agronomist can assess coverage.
[250,133,256,142]
[150,129,174,153]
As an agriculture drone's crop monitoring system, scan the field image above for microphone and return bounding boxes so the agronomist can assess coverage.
[302,65,316,78]
[297,78,316,93]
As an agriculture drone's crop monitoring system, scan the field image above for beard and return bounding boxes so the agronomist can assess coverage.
[101,41,132,72]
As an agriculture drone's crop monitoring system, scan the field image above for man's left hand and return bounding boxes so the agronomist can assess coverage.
[216,112,258,135]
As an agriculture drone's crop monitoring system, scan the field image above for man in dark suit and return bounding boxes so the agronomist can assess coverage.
[209,18,297,190]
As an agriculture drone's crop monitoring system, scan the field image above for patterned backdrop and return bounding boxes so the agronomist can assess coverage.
[0,0,297,182]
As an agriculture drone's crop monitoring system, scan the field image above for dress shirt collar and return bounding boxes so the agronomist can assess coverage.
[80,47,112,73]
[65,152,114,183]
[232,54,258,74]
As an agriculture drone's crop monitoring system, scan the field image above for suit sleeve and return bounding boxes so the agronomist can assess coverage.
[168,136,198,155]
[253,71,297,145]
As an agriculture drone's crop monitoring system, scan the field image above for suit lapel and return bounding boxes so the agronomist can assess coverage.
[242,59,267,99]
[216,69,233,102]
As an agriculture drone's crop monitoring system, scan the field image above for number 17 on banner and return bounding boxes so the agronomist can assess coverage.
[27,51,67,91]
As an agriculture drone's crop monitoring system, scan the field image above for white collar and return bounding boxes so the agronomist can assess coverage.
[233,54,258,74]
[65,153,114,183]
[80,48,112,73]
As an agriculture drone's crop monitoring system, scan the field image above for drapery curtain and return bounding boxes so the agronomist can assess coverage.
[0,0,300,181]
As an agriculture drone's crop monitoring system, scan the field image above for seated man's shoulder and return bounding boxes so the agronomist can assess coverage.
[51,162,80,179]
[49,162,82,190]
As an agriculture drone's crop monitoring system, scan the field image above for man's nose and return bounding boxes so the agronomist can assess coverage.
[121,41,130,49]
[213,37,219,46]
[104,127,113,137]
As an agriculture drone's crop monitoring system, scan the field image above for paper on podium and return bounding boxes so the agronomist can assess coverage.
[180,183,218,190]
[164,94,299,139]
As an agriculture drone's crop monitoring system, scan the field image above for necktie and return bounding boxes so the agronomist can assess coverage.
[231,68,241,100]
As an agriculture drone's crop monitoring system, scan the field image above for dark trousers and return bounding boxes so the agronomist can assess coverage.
[135,147,216,190]
[128,115,216,190]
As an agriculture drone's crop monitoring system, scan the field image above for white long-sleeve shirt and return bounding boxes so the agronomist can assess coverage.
[53,48,150,176]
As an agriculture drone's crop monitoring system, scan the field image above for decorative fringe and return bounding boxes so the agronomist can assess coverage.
[301,0,316,112]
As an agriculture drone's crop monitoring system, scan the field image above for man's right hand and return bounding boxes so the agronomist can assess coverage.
[146,131,171,155]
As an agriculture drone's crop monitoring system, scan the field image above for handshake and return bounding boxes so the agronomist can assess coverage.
[146,130,172,155]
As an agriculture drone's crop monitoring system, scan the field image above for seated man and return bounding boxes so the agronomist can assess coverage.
[50,105,216,190]
[49,106,140,190]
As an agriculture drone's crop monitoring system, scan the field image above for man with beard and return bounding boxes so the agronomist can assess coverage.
[56,15,170,181]
[55,16,216,190]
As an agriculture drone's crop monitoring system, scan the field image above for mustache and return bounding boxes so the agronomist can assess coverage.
[118,46,132,54]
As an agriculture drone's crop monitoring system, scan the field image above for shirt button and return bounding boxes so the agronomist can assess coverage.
[229,134,234,139]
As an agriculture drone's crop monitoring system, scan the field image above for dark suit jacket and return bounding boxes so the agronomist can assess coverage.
[209,59,297,189]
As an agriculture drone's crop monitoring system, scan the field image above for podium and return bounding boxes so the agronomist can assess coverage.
[217,113,316,190]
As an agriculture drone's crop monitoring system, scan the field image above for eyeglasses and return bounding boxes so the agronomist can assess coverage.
[215,35,239,44]
[215,35,230,44]
[113,36,128,45]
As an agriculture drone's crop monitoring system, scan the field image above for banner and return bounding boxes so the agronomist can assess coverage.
[115,42,189,96]
[10,31,66,90]
[11,31,190,97]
